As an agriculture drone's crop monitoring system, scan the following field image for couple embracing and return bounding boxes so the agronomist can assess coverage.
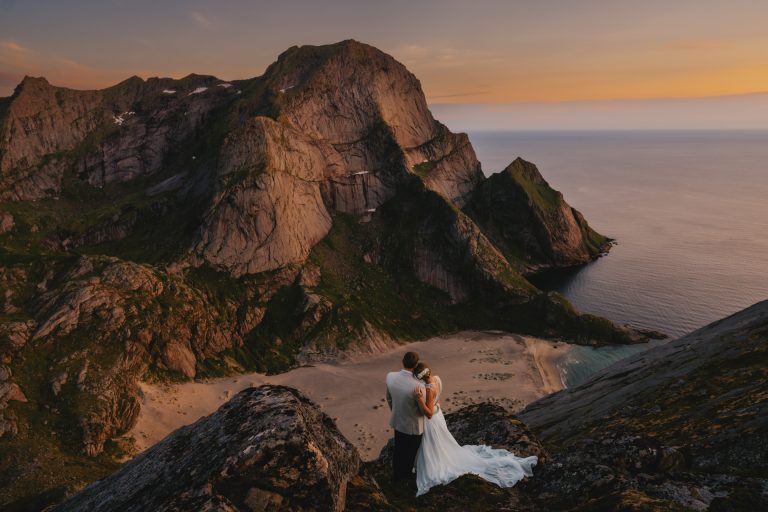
[385,351,538,497]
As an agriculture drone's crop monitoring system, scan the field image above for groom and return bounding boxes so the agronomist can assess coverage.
[386,351,426,483]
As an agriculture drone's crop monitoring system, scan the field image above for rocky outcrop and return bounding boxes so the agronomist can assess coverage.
[519,299,768,510]
[15,256,243,455]
[466,157,611,272]
[414,125,483,209]
[53,387,546,512]
[55,385,363,512]
[0,319,33,360]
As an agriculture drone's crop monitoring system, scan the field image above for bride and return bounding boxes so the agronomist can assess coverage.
[412,362,538,497]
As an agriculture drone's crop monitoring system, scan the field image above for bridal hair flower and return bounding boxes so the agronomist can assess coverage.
[417,368,430,379]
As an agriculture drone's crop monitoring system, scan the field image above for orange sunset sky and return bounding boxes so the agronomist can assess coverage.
[2,0,768,129]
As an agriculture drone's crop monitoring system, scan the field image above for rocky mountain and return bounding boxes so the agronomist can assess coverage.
[466,157,611,272]
[51,298,767,511]
[0,40,642,507]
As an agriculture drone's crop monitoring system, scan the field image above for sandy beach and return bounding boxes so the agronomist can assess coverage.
[127,331,567,461]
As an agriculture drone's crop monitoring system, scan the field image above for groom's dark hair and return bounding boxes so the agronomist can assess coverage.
[402,351,419,370]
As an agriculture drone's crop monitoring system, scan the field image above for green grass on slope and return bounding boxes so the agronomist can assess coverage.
[412,160,437,177]
[578,215,611,255]
[509,164,561,214]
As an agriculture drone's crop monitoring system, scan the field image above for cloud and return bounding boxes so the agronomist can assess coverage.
[1,40,32,53]
[190,11,212,28]
[0,40,35,71]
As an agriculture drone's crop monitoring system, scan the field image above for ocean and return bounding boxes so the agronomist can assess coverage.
[468,130,768,386]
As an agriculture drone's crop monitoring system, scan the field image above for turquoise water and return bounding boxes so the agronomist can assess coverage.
[468,130,768,386]
[552,341,667,387]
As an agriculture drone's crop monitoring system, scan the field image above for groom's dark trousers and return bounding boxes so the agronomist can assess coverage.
[393,430,423,481]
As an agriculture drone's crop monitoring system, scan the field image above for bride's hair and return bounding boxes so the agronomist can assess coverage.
[413,362,431,381]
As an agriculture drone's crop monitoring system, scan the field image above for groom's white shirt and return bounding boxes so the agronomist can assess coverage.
[386,369,425,435]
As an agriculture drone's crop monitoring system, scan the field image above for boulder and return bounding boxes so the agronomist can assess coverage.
[55,385,362,512]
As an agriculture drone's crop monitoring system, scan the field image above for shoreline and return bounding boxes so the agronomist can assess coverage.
[127,331,566,461]
[525,338,567,393]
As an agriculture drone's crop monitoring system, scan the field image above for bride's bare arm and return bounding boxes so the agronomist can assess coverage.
[415,386,435,419]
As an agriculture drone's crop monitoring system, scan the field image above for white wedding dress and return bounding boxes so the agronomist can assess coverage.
[414,377,538,497]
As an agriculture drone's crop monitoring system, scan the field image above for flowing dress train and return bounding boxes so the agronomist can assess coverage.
[414,377,538,497]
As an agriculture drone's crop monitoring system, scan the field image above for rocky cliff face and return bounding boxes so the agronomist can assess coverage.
[466,157,611,272]
[195,116,337,275]
[0,76,102,200]
[0,40,635,508]
[267,42,484,209]
[193,41,484,277]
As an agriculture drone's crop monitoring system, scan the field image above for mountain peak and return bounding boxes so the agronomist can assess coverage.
[20,75,50,85]
[505,157,548,186]
[275,39,379,61]
[266,39,398,88]
[14,75,52,95]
